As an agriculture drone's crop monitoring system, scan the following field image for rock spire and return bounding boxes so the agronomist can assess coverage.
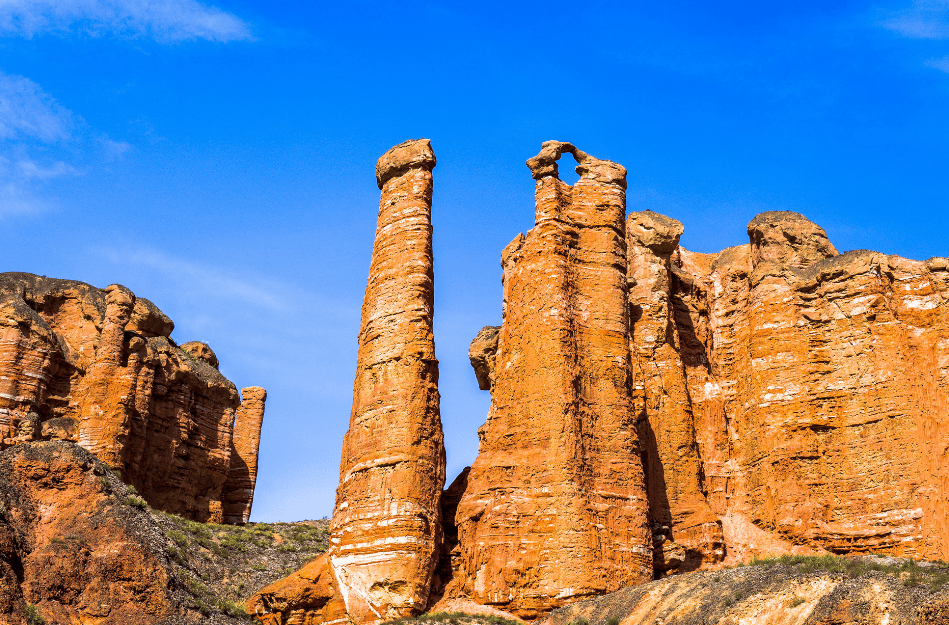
[248,139,446,624]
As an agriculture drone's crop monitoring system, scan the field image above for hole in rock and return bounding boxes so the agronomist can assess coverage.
[558,151,581,185]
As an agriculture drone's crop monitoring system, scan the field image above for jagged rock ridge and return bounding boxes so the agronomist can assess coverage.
[0,273,266,523]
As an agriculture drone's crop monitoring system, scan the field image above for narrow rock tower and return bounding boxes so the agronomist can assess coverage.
[247,139,446,624]
[454,141,653,618]
[222,386,268,524]
[331,139,446,621]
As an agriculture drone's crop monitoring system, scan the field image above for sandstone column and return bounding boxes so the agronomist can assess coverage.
[76,284,137,469]
[626,211,723,573]
[222,386,268,524]
[454,141,652,618]
[330,139,445,622]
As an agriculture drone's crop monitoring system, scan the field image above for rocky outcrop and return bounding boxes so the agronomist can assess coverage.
[467,327,499,391]
[451,142,653,619]
[249,139,446,624]
[0,272,265,523]
[0,441,176,624]
[619,209,949,564]
[541,557,949,625]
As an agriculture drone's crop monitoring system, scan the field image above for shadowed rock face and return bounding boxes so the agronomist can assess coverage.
[223,386,268,524]
[0,272,265,523]
[248,139,446,625]
[452,141,653,619]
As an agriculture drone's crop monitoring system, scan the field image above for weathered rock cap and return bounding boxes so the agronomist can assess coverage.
[375,138,436,189]
[628,210,685,255]
[181,341,220,369]
[526,140,627,189]
[747,210,838,270]
[469,326,500,391]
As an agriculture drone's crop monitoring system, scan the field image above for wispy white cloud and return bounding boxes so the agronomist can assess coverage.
[925,54,949,70]
[883,1,949,39]
[0,0,252,42]
[96,247,286,311]
[0,71,73,142]
[0,72,81,215]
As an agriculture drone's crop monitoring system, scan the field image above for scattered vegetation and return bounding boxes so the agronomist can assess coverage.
[152,511,330,623]
[789,597,805,607]
[605,617,620,625]
[745,554,949,591]
[567,617,589,625]
[385,611,523,625]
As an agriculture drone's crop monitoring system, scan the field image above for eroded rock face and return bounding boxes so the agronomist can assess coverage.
[626,211,724,574]
[468,326,499,391]
[249,139,446,625]
[0,441,176,624]
[452,141,653,619]
[0,272,265,523]
[626,210,949,563]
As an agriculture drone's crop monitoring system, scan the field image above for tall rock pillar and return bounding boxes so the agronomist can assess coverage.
[247,139,445,625]
[222,386,268,524]
[454,141,652,618]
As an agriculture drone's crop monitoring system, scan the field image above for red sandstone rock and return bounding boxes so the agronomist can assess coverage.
[452,142,652,619]
[633,210,949,563]
[0,272,265,523]
[468,326,499,391]
[249,139,446,624]
[0,441,177,624]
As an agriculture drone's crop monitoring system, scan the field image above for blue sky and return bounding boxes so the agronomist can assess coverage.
[1,0,947,521]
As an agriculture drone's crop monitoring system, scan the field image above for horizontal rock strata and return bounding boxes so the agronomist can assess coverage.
[0,272,265,522]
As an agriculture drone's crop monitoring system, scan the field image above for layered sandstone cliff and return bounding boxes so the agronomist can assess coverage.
[451,142,653,619]
[0,273,266,523]
[673,211,949,562]
[252,143,949,625]
[469,206,949,577]
[248,139,446,625]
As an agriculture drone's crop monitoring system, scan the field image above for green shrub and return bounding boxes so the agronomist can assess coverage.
[124,494,148,510]
[789,597,805,607]
[218,599,251,619]
[568,617,590,625]
[605,617,620,625]
[23,604,45,625]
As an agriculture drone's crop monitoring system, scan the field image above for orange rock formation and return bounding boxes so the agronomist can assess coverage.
[452,142,653,619]
[626,210,724,574]
[0,273,265,523]
[248,139,446,624]
[254,145,949,625]
[671,211,949,562]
